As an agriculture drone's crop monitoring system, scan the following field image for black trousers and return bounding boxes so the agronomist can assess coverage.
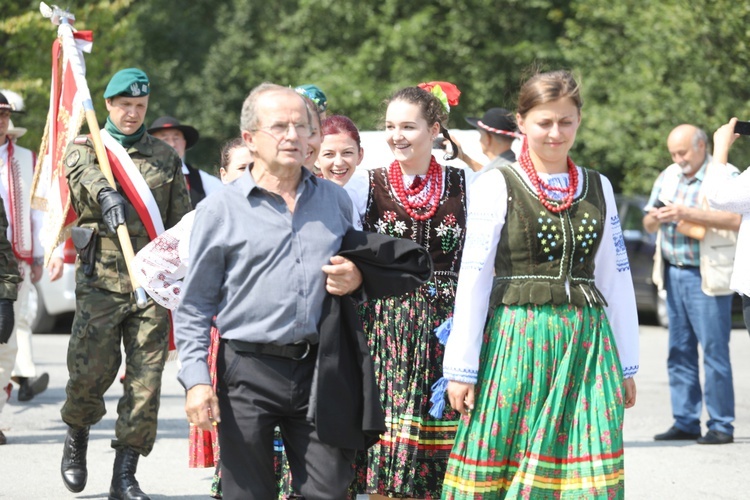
[216,341,355,500]
[743,294,750,336]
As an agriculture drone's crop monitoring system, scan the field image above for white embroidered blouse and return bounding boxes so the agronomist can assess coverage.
[442,165,640,385]
[131,211,195,310]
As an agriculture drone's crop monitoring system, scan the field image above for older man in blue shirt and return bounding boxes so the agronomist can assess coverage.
[175,83,362,499]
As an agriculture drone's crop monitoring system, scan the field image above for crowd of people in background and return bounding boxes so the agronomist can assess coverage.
[0,60,746,500]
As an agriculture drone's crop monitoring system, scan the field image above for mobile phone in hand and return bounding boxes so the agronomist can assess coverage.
[644,199,665,214]
[734,120,750,135]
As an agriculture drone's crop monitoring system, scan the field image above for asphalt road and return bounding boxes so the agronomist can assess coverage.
[1,325,748,499]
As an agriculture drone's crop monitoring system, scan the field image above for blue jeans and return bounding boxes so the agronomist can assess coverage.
[665,264,734,436]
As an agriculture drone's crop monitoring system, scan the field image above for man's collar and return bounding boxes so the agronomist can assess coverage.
[129,133,154,156]
[236,164,316,197]
[687,155,709,183]
[500,149,516,161]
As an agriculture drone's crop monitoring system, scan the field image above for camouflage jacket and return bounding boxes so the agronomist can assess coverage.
[65,132,191,294]
[0,194,21,300]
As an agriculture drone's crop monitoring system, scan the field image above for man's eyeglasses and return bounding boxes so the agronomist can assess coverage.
[252,122,312,138]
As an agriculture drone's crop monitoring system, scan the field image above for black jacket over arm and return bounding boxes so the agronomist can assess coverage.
[312,230,433,450]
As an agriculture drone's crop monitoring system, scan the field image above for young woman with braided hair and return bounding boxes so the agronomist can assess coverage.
[346,83,467,499]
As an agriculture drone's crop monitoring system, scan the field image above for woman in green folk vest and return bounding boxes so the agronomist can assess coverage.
[439,70,639,499]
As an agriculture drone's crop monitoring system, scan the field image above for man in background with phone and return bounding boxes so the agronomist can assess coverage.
[643,123,741,446]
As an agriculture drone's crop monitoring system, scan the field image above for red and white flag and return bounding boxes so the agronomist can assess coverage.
[30,24,93,265]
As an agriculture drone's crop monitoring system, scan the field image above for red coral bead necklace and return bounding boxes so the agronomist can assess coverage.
[388,156,443,221]
[518,139,578,213]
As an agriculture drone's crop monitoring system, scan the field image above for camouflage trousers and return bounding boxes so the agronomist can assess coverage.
[61,283,169,456]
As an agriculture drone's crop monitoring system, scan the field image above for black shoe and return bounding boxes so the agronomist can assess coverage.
[0,429,6,445]
[654,425,701,441]
[697,430,733,445]
[61,425,89,492]
[109,447,150,500]
[17,373,50,402]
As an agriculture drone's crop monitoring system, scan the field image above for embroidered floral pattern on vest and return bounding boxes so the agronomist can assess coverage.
[536,211,562,261]
[436,214,462,253]
[364,165,467,306]
[575,212,599,262]
[373,210,407,237]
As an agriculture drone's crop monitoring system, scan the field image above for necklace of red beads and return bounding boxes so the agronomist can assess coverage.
[518,139,579,213]
[388,156,443,221]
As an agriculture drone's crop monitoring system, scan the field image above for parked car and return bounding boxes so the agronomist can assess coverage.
[615,194,742,327]
[29,242,77,333]
[616,195,668,326]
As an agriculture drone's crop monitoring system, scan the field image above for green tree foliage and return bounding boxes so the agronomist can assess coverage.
[561,0,750,193]
[143,0,569,171]
[3,0,750,192]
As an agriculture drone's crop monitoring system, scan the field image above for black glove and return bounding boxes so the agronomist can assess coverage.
[97,187,127,235]
[0,298,15,344]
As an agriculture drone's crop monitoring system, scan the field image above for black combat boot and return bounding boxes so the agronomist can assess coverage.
[108,447,150,500]
[61,425,89,492]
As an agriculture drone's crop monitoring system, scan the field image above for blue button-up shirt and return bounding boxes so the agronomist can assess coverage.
[646,159,707,267]
[174,166,354,389]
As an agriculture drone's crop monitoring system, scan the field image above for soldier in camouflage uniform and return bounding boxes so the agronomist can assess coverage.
[0,194,21,446]
[59,68,191,500]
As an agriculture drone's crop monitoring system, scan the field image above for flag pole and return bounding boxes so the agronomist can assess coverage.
[41,3,149,308]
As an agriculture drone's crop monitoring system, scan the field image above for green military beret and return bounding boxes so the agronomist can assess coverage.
[103,68,150,99]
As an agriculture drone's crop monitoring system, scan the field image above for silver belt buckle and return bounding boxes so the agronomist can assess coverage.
[292,340,311,360]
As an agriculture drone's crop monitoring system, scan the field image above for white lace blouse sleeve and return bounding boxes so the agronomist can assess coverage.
[594,175,640,378]
[443,168,507,384]
[132,211,196,311]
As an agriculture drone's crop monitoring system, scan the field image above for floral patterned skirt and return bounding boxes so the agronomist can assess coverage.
[442,304,625,499]
[351,289,459,499]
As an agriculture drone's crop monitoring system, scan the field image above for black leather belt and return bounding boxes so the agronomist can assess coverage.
[672,262,699,269]
[225,339,315,360]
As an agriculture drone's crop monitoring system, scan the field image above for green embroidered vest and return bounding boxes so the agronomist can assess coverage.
[489,165,608,308]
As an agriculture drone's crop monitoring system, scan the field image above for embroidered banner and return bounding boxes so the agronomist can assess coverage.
[30,26,93,264]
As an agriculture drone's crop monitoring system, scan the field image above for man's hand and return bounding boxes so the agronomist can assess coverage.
[31,264,44,284]
[322,255,363,296]
[0,298,15,344]
[97,188,127,235]
[713,117,739,164]
[447,380,475,416]
[48,256,64,282]
[185,384,220,432]
[450,133,484,172]
[651,203,686,224]
[624,377,637,408]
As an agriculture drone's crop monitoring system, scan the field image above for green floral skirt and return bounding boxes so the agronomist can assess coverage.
[442,303,625,499]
